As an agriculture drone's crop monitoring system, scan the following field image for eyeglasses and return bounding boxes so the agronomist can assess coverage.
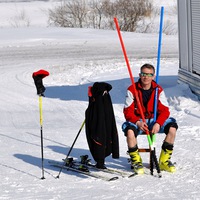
[140,72,154,77]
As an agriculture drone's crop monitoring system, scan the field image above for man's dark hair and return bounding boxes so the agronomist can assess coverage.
[140,63,155,74]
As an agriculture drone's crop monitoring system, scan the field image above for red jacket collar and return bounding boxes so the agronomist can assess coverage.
[137,79,158,90]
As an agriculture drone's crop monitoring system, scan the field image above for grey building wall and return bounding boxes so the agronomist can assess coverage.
[177,0,200,99]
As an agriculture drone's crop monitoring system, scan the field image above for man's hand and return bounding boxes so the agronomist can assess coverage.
[136,121,149,133]
[151,123,160,134]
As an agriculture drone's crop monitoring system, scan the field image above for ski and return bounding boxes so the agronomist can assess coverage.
[62,156,136,178]
[61,155,159,179]
[77,155,136,178]
[84,163,136,178]
[49,160,119,181]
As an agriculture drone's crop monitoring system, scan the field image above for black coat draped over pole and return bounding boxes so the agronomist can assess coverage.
[85,82,119,164]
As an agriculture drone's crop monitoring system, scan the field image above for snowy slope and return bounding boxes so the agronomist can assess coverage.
[0,1,200,200]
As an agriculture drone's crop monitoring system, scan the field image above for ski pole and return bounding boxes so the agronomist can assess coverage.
[39,95,45,179]
[56,119,86,179]
[32,69,49,180]
[154,6,164,122]
[150,6,164,176]
[114,17,152,142]
[114,18,161,177]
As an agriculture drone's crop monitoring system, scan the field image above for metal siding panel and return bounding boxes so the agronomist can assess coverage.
[177,0,190,71]
[191,0,200,73]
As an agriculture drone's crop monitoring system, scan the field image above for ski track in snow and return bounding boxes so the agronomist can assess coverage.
[1,1,200,200]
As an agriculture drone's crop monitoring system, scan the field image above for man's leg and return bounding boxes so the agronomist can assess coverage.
[126,129,137,148]
[159,120,178,173]
[126,129,144,174]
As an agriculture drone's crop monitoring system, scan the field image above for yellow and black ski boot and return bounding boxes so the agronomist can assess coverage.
[128,147,144,175]
[159,142,176,173]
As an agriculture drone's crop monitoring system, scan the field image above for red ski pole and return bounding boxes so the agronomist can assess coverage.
[113,18,152,145]
[114,17,161,177]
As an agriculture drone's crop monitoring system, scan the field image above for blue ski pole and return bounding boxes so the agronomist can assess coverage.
[150,6,164,177]
[152,6,164,144]
[154,6,164,120]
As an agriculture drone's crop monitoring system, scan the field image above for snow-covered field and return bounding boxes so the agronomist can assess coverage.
[1,1,200,199]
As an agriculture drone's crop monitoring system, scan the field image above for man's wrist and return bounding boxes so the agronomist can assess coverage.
[136,121,140,126]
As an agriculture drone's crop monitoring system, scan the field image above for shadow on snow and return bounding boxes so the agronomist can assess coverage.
[45,75,178,104]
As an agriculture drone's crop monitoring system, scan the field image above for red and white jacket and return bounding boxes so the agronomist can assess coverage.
[123,80,170,126]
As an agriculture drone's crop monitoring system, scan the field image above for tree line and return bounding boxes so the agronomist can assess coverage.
[48,0,152,32]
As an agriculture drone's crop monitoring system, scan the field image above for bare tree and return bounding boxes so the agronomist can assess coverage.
[101,0,118,29]
[10,9,30,27]
[49,0,88,28]
[114,0,152,32]
[48,5,72,27]
[67,0,88,28]
[88,0,105,29]
[48,0,153,32]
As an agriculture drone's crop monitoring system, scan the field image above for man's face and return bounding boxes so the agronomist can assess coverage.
[139,68,155,87]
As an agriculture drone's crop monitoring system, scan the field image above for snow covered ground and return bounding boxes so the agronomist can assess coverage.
[1,1,200,200]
